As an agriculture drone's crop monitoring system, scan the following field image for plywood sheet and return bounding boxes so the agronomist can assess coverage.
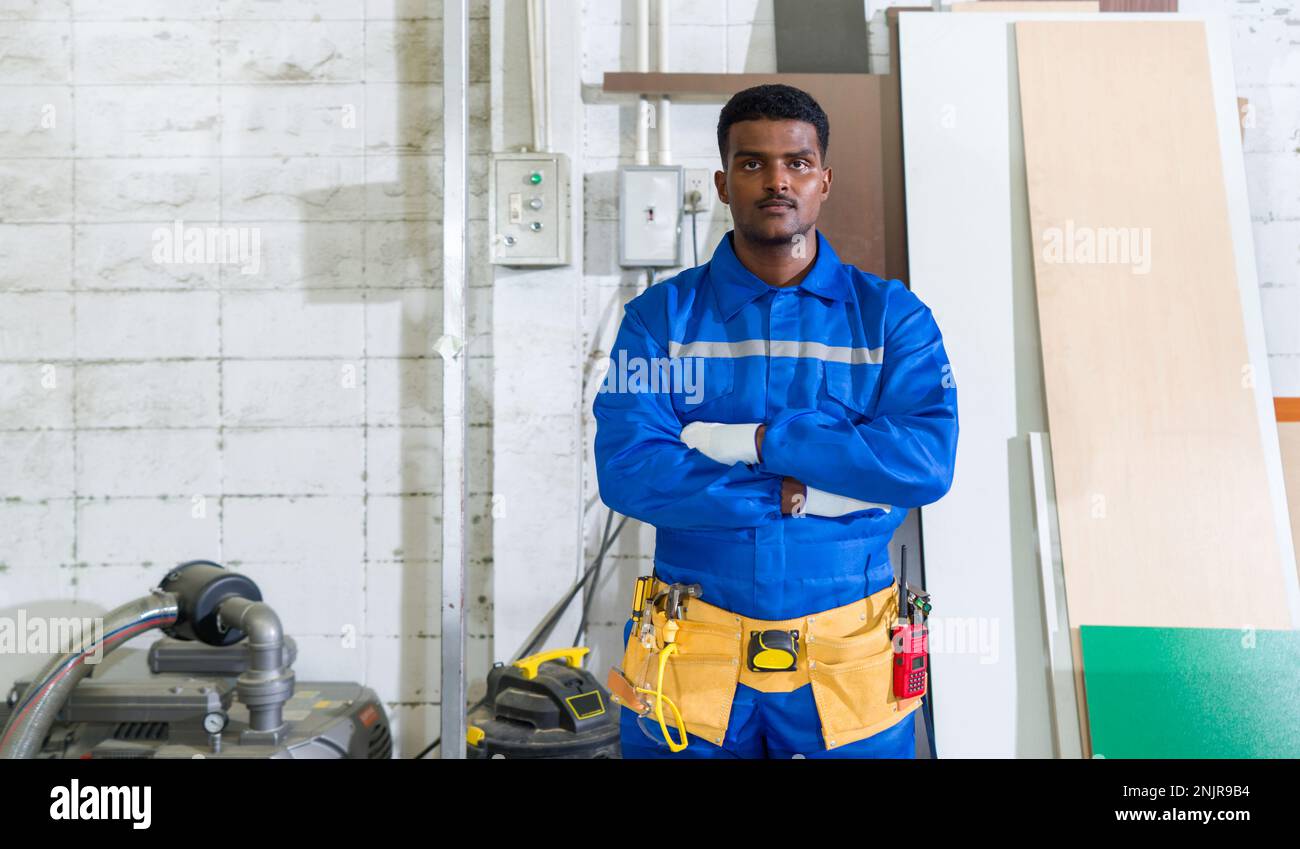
[1016,21,1294,632]
[1081,625,1300,758]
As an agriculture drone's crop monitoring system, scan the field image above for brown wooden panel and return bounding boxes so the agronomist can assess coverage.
[1100,0,1178,11]
[1016,21,1291,632]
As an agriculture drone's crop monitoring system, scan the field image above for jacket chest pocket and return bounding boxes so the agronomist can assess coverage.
[819,360,881,423]
[671,358,736,421]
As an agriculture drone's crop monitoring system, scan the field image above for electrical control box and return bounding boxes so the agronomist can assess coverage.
[490,152,570,266]
[619,165,684,268]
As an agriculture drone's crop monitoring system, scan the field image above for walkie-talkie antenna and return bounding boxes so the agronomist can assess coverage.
[899,545,908,619]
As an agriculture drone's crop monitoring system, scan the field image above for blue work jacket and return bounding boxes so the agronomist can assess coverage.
[593,230,958,620]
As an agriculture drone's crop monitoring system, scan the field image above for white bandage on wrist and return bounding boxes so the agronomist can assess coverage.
[801,486,891,518]
[679,421,761,466]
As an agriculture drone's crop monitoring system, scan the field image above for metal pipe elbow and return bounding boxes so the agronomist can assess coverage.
[218,597,285,670]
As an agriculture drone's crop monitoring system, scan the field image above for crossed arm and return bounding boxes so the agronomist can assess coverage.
[592,296,958,529]
[677,421,889,517]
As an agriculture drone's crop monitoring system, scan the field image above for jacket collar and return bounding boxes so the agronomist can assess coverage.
[707,229,851,320]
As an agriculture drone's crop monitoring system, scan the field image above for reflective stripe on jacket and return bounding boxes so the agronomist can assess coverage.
[593,230,958,619]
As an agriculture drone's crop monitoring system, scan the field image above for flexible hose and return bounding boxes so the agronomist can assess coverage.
[0,591,180,759]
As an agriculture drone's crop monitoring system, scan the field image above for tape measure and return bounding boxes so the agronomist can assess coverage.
[747,629,799,672]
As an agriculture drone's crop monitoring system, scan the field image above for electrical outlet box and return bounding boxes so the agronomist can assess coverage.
[685,168,714,213]
[489,152,570,266]
[619,165,684,268]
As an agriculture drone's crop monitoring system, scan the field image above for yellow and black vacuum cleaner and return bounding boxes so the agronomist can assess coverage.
[466,648,619,759]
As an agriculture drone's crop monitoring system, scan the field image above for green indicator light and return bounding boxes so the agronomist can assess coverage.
[529,171,543,185]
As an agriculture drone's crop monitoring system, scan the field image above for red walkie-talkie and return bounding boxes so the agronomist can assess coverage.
[891,545,930,700]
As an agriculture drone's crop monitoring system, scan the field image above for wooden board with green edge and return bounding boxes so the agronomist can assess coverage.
[1080,625,1300,758]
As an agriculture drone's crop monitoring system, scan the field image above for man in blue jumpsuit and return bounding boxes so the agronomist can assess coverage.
[593,84,958,758]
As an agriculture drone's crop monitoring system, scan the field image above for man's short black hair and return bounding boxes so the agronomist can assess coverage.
[716,83,830,166]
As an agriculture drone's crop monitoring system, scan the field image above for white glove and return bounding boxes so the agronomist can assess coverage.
[798,486,892,517]
[680,421,760,466]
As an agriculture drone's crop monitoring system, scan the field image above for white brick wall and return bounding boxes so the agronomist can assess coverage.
[0,0,494,758]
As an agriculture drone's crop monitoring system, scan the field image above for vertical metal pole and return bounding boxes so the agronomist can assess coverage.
[440,0,469,759]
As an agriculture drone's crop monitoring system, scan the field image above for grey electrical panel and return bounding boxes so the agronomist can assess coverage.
[489,152,571,266]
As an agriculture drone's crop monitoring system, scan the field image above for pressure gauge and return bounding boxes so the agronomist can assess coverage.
[202,711,227,734]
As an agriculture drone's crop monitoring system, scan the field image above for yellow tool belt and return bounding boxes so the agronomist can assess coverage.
[618,578,922,751]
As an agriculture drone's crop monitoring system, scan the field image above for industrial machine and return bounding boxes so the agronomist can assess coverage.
[0,561,391,760]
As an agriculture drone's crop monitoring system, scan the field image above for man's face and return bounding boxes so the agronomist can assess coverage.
[715,118,831,247]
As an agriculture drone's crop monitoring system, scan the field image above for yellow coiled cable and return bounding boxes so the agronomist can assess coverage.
[633,643,688,752]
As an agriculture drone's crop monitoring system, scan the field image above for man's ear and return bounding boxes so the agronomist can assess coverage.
[714,169,729,205]
[821,165,832,201]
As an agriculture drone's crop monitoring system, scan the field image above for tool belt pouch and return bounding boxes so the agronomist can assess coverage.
[619,609,742,747]
[805,582,921,749]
